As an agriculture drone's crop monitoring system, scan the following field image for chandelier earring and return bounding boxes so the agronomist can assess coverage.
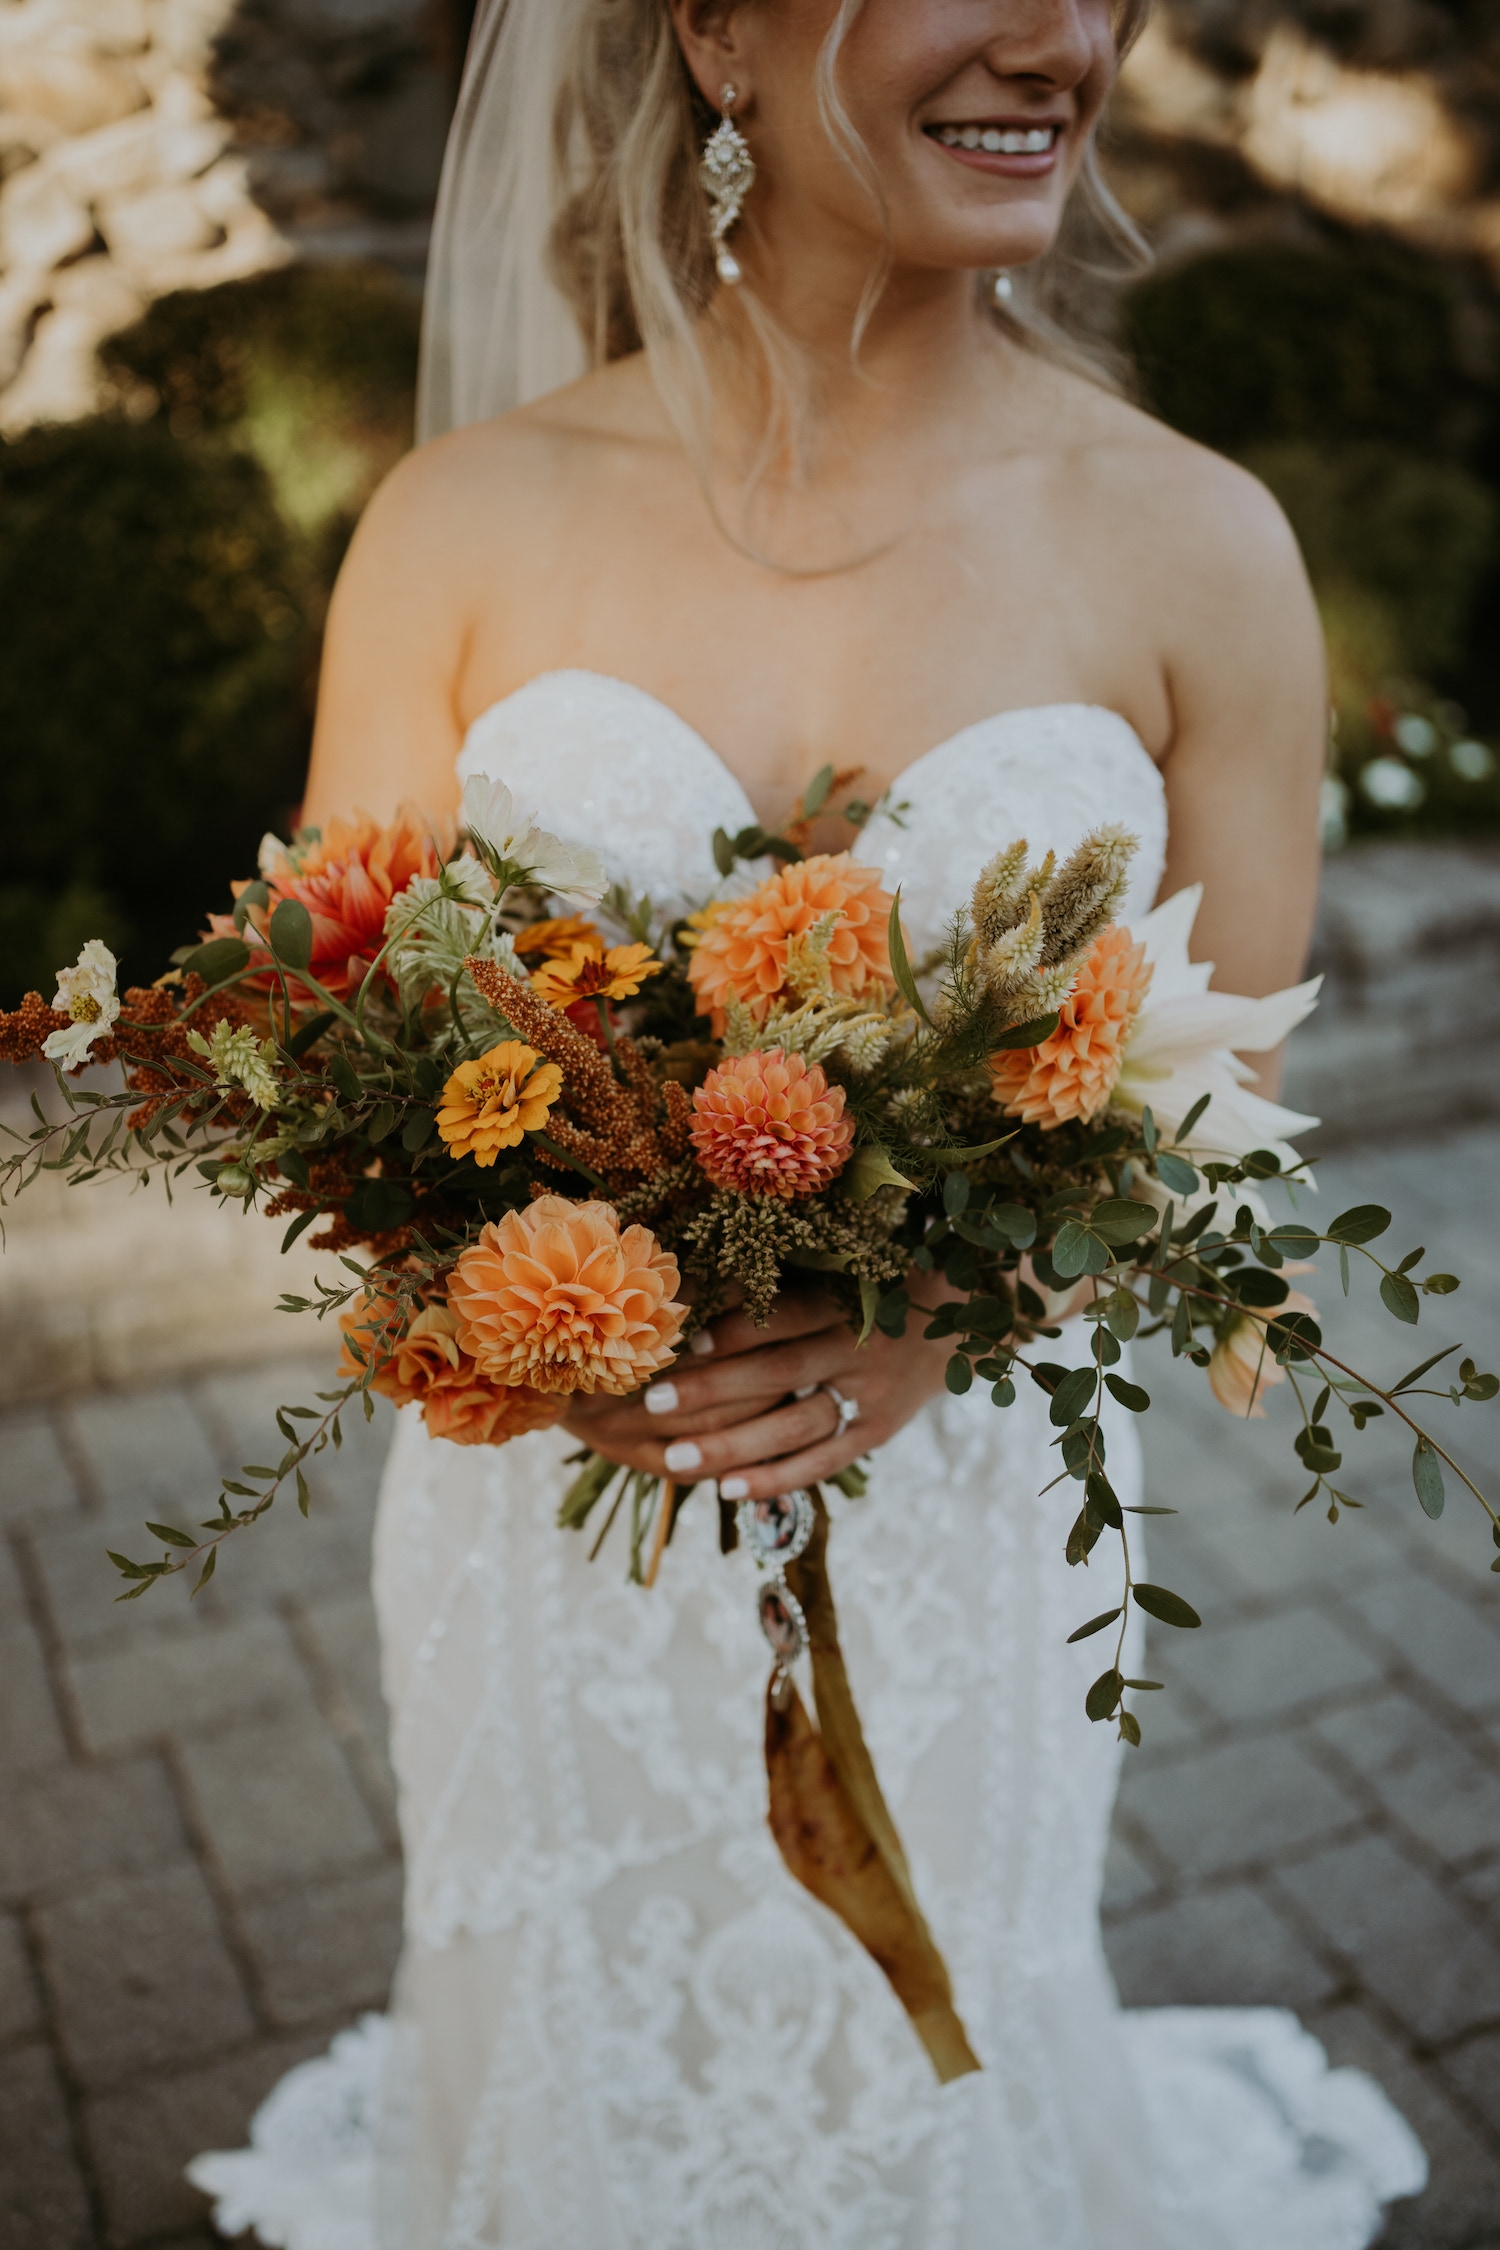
[700,83,755,285]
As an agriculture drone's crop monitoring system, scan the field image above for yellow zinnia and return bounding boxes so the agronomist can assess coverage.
[529,938,663,1008]
[436,1040,563,1167]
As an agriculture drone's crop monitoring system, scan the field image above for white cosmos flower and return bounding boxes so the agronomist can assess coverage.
[1114,885,1321,1168]
[43,939,120,1068]
[461,775,606,901]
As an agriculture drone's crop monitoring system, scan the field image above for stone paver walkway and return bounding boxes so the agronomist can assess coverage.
[2,1127,1499,2247]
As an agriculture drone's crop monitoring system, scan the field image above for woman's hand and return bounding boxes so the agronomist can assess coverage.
[564,1286,956,1501]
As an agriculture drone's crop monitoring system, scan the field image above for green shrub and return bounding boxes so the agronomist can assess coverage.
[1241,441,1497,677]
[0,419,315,1002]
[1125,239,1469,458]
[100,263,419,533]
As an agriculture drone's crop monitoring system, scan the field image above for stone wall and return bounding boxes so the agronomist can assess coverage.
[0,0,449,431]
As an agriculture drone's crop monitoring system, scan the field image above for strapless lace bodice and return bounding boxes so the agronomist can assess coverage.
[455,670,1169,946]
[193,672,1423,2250]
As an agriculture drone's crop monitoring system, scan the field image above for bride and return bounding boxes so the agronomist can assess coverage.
[192,2,1429,2244]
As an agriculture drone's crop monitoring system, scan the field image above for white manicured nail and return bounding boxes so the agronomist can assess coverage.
[794,1383,818,1399]
[644,1382,679,1416]
[719,1476,750,1501]
[664,1440,702,1474]
[688,1329,715,1356]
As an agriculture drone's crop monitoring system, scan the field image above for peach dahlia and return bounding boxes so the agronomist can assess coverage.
[687,852,896,1036]
[987,923,1153,1130]
[690,1049,855,1199]
[339,1295,562,1446]
[448,1196,685,1394]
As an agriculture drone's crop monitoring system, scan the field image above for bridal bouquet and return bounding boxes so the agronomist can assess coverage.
[4,772,1495,2082]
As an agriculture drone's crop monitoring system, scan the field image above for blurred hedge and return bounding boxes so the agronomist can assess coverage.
[1126,237,1500,839]
[1,263,418,1005]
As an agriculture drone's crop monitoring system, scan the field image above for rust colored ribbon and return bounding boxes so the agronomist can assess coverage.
[765,1486,981,2084]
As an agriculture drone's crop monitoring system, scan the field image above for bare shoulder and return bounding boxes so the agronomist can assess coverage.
[1041,369,1309,612]
[348,354,665,571]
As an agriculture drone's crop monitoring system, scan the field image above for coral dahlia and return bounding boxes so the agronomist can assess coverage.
[448,1196,685,1394]
[436,1040,563,1167]
[988,923,1152,1129]
[1207,1285,1318,1420]
[339,1295,563,1446]
[687,852,896,1036]
[690,1049,855,1198]
[209,804,449,1003]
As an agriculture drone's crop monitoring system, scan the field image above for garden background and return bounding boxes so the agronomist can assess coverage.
[5,6,1500,2248]
[6,0,1500,1007]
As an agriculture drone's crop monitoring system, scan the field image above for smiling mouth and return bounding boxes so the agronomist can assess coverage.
[926,122,1062,156]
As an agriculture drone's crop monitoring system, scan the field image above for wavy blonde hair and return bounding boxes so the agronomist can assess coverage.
[547,1,1151,489]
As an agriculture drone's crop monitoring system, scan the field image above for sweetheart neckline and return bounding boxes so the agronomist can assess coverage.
[458,668,1166,822]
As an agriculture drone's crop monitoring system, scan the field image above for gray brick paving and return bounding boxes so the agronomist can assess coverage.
[0,1128,1496,2240]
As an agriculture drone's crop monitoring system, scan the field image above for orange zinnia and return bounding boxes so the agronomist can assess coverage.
[512,915,603,960]
[448,1196,685,1394]
[687,853,896,1037]
[339,1294,562,1445]
[987,924,1153,1130]
[436,1040,563,1166]
[529,939,663,1008]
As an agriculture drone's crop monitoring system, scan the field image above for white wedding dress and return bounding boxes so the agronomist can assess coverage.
[192,674,1426,2250]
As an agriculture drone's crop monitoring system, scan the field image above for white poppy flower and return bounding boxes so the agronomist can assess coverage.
[461,774,606,901]
[1114,885,1321,1169]
[42,940,121,1069]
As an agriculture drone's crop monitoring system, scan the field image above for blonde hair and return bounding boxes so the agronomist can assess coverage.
[548,1,1152,488]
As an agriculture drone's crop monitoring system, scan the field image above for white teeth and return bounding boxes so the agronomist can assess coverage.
[935,123,1057,154]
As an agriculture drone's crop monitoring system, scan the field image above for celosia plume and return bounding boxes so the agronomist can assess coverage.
[690,1048,855,1198]
[448,1196,685,1394]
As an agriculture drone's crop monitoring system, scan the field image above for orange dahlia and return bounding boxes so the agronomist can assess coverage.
[529,938,663,1008]
[209,804,449,1003]
[448,1196,686,1394]
[686,853,896,1036]
[690,1048,855,1198]
[436,1040,562,1167]
[339,1295,563,1446]
[987,923,1153,1129]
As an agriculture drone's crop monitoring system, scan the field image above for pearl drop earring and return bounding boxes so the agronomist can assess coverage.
[700,83,755,286]
[992,271,1013,307]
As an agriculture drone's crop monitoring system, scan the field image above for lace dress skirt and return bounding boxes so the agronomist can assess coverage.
[191,1362,1425,2250]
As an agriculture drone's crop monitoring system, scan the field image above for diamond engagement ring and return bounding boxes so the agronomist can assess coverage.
[822,1381,860,1432]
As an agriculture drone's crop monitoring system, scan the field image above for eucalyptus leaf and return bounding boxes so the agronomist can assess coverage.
[1085,1668,1123,1722]
[1328,1203,1392,1246]
[268,898,314,971]
[1089,1198,1158,1246]
[1155,1151,1199,1195]
[1380,1271,1421,1325]
[1104,1372,1150,1413]
[1132,1583,1202,1629]
[179,935,251,985]
[1412,1438,1446,1520]
[1050,1366,1097,1427]
[1067,1607,1123,1644]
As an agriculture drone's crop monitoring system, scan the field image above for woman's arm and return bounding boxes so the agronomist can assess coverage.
[301,436,487,831]
[1148,447,1327,1096]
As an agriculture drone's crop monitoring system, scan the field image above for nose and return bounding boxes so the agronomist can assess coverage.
[976,0,1105,93]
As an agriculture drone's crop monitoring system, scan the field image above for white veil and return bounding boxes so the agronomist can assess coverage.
[416,0,593,442]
